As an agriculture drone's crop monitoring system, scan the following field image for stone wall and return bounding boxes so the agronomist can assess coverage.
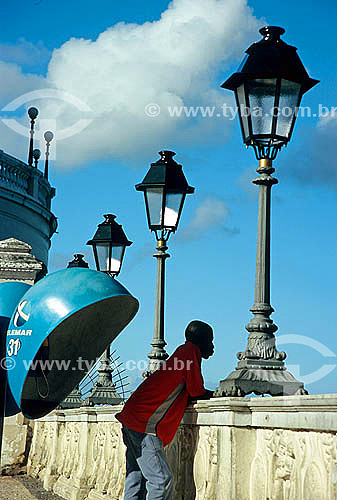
[0,238,45,283]
[26,394,337,500]
[1,413,32,469]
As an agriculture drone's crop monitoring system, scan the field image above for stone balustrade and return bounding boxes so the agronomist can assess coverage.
[0,150,54,210]
[0,150,57,265]
[25,394,337,500]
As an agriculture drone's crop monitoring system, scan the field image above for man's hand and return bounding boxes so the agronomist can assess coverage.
[188,389,214,403]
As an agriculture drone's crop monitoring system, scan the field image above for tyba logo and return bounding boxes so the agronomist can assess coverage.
[13,300,31,327]
[1,89,93,160]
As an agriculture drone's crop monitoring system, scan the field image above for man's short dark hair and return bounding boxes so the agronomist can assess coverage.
[185,320,212,344]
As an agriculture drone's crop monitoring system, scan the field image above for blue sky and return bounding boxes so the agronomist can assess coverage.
[2,0,337,395]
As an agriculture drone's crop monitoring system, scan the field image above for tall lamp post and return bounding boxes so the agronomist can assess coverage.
[85,214,132,405]
[136,150,194,375]
[215,26,319,397]
[27,107,38,167]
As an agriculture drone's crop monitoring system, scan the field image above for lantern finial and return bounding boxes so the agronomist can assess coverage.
[259,26,285,42]
[158,151,176,163]
[67,254,89,269]
[104,214,116,224]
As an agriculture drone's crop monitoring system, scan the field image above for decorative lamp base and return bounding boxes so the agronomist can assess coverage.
[215,365,307,397]
[143,357,167,378]
[58,386,83,409]
[83,382,122,406]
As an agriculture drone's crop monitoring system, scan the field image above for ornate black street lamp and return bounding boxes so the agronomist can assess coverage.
[215,26,319,397]
[85,215,132,405]
[32,149,41,168]
[136,150,194,375]
[87,214,132,277]
[27,107,38,167]
[43,131,54,181]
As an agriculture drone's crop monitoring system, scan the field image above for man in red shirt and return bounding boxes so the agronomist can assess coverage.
[116,320,214,500]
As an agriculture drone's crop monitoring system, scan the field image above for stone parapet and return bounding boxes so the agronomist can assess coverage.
[183,393,337,431]
[26,394,337,500]
[0,150,55,210]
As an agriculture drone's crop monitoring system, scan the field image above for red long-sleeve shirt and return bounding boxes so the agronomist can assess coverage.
[115,341,206,446]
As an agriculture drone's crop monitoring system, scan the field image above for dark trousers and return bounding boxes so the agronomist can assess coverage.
[122,426,174,500]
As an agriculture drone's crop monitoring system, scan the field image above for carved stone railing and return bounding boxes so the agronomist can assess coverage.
[0,150,55,210]
[26,394,337,500]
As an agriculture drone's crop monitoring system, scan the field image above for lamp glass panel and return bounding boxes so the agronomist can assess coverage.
[236,84,249,140]
[164,192,183,228]
[96,244,123,273]
[276,79,301,139]
[145,188,164,227]
[110,246,124,273]
[246,78,277,136]
[96,243,110,272]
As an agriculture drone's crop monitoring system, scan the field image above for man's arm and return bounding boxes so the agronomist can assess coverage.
[188,389,213,403]
[185,346,213,399]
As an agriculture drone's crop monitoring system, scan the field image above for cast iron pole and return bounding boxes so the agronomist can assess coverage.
[216,159,307,396]
[144,239,170,376]
[246,159,279,342]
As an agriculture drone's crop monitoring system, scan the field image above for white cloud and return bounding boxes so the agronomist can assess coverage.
[42,0,262,166]
[282,108,337,189]
[0,38,50,68]
[0,61,43,107]
[178,197,230,240]
[1,0,263,167]
[236,166,258,198]
[317,109,337,128]
[0,61,46,160]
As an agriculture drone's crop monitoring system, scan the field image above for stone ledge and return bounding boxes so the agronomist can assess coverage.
[36,394,337,433]
[182,393,337,432]
[37,405,124,423]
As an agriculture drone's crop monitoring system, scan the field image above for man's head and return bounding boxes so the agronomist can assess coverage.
[185,320,214,359]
